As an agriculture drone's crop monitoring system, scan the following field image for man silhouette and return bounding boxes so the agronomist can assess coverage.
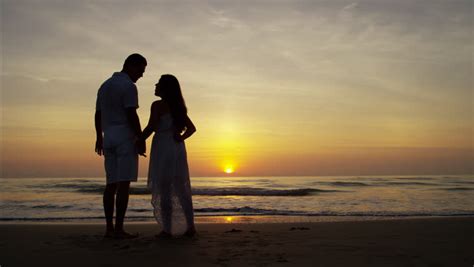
[95,53,147,238]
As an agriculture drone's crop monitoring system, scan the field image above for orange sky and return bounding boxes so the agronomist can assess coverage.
[1,1,472,177]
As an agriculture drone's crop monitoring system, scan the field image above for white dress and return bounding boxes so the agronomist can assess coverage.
[147,113,194,235]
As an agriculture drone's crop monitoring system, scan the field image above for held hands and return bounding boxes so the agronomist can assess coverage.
[136,138,147,157]
[96,136,146,157]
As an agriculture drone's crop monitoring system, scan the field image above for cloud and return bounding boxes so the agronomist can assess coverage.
[1,73,95,107]
[342,2,359,11]
[339,2,359,19]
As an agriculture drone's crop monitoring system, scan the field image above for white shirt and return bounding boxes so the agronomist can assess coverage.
[96,72,138,148]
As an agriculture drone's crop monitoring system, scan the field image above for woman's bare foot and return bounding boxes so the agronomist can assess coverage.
[183,227,196,237]
[155,231,172,239]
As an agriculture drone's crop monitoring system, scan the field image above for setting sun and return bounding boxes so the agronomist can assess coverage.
[222,161,236,174]
[224,166,234,174]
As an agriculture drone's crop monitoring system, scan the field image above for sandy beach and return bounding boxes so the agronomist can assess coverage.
[1,216,472,266]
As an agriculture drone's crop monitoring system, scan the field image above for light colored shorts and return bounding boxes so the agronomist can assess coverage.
[103,140,138,184]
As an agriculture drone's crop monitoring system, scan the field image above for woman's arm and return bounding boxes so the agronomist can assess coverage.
[141,101,160,141]
[176,115,196,142]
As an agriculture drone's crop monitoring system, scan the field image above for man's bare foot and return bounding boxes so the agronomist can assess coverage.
[114,230,139,239]
[155,231,172,239]
[104,230,115,239]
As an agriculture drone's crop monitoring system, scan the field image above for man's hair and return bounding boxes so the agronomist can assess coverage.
[123,53,147,69]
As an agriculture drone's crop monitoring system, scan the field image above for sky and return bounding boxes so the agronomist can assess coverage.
[1,0,472,178]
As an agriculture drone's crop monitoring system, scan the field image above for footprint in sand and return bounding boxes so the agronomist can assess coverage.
[118,244,130,250]
[225,228,242,233]
[276,253,289,263]
[289,227,310,231]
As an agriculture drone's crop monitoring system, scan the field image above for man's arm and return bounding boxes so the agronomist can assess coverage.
[125,107,146,156]
[95,110,103,155]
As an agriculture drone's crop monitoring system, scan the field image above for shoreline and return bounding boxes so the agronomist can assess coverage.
[1,216,472,266]
[2,214,474,224]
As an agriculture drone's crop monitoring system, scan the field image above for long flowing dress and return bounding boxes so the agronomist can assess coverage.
[147,113,194,235]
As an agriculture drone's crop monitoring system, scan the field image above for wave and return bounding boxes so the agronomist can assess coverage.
[440,187,474,191]
[381,181,439,186]
[67,186,338,196]
[30,183,103,192]
[194,206,299,215]
[317,181,371,187]
[448,181,474,185]
[191,187,338,196]
[193,207,474,217]
[314,181,441,187]
[394,177,436,180]
[2,209,474,222]
[0,216,152,222]
[129,208,151,213]
[1,203,79,210]
[32,204,75,209]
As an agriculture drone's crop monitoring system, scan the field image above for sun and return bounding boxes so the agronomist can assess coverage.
[224,166,234,174]
[221,160,237,174]
[223,163,235,174]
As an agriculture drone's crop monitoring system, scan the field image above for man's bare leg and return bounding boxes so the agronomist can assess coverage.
[103,183,117,237]
[115,181,136,238]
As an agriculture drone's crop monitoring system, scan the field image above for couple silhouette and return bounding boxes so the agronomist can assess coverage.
[95,54,196,239]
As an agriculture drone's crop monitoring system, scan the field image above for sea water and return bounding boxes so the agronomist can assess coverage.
[1,175,473,223]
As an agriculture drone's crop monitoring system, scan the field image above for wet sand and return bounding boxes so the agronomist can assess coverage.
[1,217,472,266]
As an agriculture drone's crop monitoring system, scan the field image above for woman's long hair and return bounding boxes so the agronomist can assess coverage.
[159,74,187,133]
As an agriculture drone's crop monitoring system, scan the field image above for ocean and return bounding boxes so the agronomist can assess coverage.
[1,175,473,223]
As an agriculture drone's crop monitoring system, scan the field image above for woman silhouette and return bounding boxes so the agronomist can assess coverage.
[140,74,196,237]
